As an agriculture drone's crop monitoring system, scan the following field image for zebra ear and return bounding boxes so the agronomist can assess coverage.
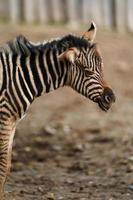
[82,21,97,42]
[58,47,79,63]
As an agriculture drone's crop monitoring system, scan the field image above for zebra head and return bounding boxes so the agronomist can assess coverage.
[58,22,115,111]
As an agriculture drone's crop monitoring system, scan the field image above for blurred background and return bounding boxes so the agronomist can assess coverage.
[0,0,133,32]
[0,0,133,200]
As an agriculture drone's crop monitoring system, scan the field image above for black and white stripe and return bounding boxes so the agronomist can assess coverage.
[0,35,106,119]
[0,27,116,198]
[69,44,105,102]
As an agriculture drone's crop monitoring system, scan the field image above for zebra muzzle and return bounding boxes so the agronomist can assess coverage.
[98,87,116,111]
[98,99,110,112]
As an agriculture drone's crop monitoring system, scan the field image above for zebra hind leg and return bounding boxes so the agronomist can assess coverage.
[0,115,16,200]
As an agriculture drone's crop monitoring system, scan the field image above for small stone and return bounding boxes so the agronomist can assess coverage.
[128,156,133,162]
[24,146,31,152]
[46,192,55,200]
[128,184,133,190]
[38,186,43,192]
[53,145,62,151]
[57,196,64,200]
[45,126,56,135]
[65,178,74,185]
[126,165,133,172]
[73,143,84,152]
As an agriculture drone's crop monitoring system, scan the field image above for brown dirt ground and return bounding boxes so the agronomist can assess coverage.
[0,24,133,200]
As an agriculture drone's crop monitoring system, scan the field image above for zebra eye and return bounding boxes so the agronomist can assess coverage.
[84,70,94,77]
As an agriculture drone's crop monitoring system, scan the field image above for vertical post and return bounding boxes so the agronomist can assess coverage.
[115,0,127,31]
[24,0,38,23]
[51,0,66,23]
[82,0,103,26]
[0,0,9,21]
[102,0,114,29]
[66,0,81,28]
[38,0,50,23]
[127,0,133,32]
[82,0,92,24]
[9,0,22,23]
[38,0,55,24]
[90,0,103,26]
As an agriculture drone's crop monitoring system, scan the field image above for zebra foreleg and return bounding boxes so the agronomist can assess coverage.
[0,118,16,199]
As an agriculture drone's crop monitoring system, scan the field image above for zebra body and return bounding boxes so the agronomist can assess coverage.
[0,22,115,199]
[0,35,69,118]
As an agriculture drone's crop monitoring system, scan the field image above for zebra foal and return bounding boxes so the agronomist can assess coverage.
[0,22,115,198]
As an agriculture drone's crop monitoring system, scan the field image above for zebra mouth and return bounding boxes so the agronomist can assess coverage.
[98,100,110,112]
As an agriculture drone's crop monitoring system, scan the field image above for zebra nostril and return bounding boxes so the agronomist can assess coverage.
[104,95,111,104]
[103,87,116,104]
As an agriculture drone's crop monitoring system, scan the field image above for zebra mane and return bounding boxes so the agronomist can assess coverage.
[0,34,90,56]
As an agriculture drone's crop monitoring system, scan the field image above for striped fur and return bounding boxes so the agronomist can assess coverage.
[0,25,115,198]
[0,34,91,118]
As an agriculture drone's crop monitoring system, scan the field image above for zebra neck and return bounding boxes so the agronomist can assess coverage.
[27,48,68,98]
